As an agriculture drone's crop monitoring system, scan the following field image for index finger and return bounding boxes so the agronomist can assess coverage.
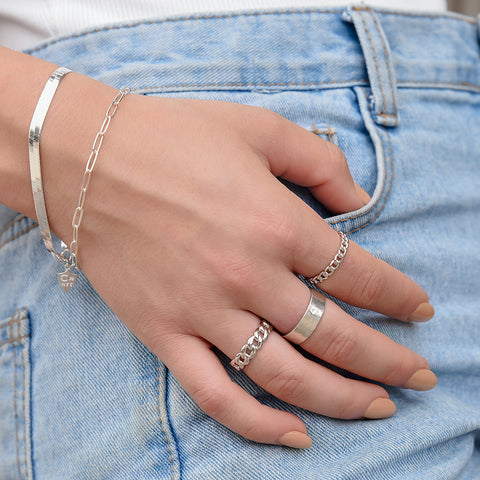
[291,218,432,322]
[239,105,432,322]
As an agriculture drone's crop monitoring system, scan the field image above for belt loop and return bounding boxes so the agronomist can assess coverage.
[343,5,400,127]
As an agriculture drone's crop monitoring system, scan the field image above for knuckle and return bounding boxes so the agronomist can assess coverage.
[215,253,257,292]
[256,109,291,153]
[133,308,183,352]
[263,109,289,135]
[242,423,265,443]
[280,220,308,261]
[260,212,301,258]
[323,141,349,177]
[192,385,227,419]
[382,356,420,386]
[335,388,359,419]
[356,269,385,308]
[134,309,159,339]
[243,203,304,262]
[265,365,306,401]
[321,325,359,365]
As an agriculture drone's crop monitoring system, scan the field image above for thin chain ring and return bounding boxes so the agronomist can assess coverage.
[307,231,349,286]
[230,321,272,371]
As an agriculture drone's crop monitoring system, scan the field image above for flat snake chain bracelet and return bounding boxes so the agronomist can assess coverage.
[28,67,130,292]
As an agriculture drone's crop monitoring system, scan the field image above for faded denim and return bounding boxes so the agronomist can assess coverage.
[1,6,480,479]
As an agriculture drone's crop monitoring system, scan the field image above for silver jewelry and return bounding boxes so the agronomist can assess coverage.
[68,88,130,273]
[230,321,272,371]
[29,67,72,264]
[283,290,326,344]
[307,231,349,286]
[28,67,130,292]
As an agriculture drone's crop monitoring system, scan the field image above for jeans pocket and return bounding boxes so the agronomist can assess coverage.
[326,86,393,235]
[276,88,389,233]
[0,308,33,480]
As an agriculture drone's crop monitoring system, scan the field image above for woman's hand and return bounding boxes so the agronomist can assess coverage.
[42,73,436,448]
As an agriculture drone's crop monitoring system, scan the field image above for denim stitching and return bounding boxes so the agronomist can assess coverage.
[11,311,22,480]
[330,88,394,231]
[0,336,30,349]
[135,79,369,93]
[23,9,356,54]
[330,87,386,225]
[368,6,399,125]
[0,223,38,251]
[156,357,175,480]
[342,128,394,235]
[0,215,26,237]
[20,321,29,480]
[132,79,480,93]
[0,312,23,331]
[355,8,387,115]
[381,10,475,23]
[24,8,476,55]
[398,80,480,91]
[312,124,337,143]
[326,125,336,143]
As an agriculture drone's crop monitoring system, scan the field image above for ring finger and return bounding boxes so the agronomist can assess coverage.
[286,291,437,391]
[201,309,392,420]
[230,264,436,391]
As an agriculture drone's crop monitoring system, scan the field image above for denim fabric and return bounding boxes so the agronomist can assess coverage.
[1,7,480,480]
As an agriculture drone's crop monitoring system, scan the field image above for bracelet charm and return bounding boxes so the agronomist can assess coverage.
[58,269,78,293]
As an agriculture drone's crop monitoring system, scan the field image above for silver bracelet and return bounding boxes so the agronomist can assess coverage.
[28,67,130,292]
[29,67,72,264]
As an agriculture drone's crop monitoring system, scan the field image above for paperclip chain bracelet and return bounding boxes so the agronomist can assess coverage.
[28,67,131,292]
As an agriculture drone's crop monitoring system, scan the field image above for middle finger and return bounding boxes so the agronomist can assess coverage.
[281,191,433,322]
[294,292,436,391]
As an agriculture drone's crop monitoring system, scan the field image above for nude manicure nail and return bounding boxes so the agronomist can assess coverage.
[404,369,437,391]
[355,184,371,205]
[408,302,435,322]
[279,431,313,449]
[362,398,396,419]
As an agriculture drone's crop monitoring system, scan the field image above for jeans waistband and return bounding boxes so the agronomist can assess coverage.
[25,7,480,97]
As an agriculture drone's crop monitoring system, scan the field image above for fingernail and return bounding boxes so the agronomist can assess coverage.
[363,398,396,419]
[355,184,371,205]
[408,302,435,322]
[279,431,313,449]
[404,369,437,391]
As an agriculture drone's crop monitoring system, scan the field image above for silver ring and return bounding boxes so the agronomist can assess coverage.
[307,231,349,286]
[283,290,326,344]
[230,321,272,371]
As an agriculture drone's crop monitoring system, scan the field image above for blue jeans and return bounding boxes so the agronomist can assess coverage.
[1,7,480,479]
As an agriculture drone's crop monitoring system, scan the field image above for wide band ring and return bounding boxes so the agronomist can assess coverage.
[283,290,326,344]
[230,321,272,371]
[307,231,349,286]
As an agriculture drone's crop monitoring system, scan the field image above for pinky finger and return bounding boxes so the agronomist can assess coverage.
[158,334,312,449]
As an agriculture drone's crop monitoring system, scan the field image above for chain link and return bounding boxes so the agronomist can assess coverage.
[61,88,131,271]
[307,231,349,286]
[230,321,272,371]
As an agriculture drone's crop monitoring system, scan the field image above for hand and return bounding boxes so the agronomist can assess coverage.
[42,74,436,448]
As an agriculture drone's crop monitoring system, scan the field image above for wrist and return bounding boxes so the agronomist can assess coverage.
[0,47,59,218]
[39,72,118,247]
[0,46,118,250]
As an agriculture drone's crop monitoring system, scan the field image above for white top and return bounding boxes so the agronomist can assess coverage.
[0,0,447,51]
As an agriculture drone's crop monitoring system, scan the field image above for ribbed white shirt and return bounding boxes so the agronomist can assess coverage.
[0,0,447,51]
